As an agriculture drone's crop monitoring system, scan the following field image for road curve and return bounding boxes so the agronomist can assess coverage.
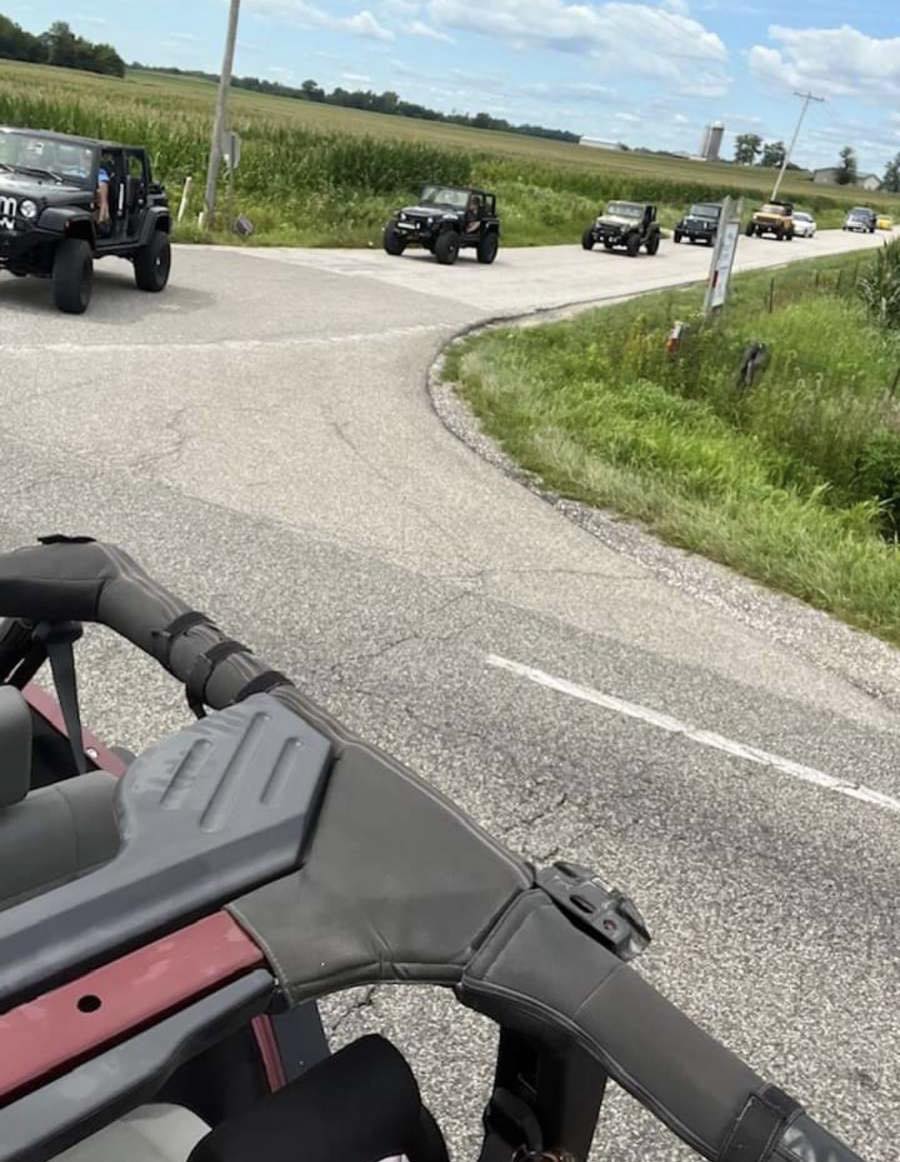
[0,227,897,1161]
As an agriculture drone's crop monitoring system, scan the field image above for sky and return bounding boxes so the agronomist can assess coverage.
[5,0,900,174]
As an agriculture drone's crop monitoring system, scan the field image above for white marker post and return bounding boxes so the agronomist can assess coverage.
[704,196,742,316]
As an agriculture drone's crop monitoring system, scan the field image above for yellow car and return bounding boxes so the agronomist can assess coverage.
[876,214,894,230]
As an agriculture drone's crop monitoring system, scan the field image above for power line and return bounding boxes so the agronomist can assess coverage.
[771,90,826,202]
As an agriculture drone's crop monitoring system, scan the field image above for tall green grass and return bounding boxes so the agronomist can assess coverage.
[446,247,900,645]
[1,60,897,246]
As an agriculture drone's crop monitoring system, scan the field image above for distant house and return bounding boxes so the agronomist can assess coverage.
[579,138,625,151]
[811,166,882,191]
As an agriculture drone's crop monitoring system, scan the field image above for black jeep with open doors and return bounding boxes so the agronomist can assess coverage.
[0,126,171,314]
[383,183,500,265]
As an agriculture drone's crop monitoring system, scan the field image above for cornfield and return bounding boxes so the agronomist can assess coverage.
[1,59,898,247]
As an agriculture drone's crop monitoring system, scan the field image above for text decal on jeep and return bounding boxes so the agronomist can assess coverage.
[0,195,17,230]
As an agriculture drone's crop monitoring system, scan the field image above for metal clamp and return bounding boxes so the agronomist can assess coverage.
[536,862,651,962]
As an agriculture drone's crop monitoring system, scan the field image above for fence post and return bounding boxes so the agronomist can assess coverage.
[768,277,775,314]
[177,176,193,224]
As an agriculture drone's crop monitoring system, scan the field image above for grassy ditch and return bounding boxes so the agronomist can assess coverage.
[445,244,900,645]
[1,60,898,247]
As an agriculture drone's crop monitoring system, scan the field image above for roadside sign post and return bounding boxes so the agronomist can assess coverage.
[704,197,742,316]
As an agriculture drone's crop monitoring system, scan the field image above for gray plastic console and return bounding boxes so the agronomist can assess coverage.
[0,695,331,1007]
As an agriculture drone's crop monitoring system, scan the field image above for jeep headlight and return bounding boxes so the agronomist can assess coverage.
[19,199,38,220]
[427,216,434,226]
[399,212,407,222]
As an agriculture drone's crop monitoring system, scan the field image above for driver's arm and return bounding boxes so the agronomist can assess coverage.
[96,169,110,223]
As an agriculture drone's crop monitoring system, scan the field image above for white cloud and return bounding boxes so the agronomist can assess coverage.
[247,0,393,41]
[341,10,395,39]
[426,0,729,94]
[748,25,900,100]
[408,18,453,41]
[341,71,372,83]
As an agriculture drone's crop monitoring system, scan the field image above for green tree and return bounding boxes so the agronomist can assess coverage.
[883,153,900,194]
[836,146,858,186]
[734,132,762,165]
[300,79,325,102]
[760,140,786,168]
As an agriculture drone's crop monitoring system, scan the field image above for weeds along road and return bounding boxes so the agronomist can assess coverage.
[1,227,898,1161]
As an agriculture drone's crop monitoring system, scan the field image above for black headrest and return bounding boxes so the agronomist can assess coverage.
[0,687,31,808]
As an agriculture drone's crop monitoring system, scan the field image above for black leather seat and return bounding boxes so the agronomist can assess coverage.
[0,687,119,910]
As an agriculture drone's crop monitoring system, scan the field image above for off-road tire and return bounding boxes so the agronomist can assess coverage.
[645,231,660,256]
[435,231,460,265]
[582,228,595,251]
[477,232,499,264]
[745,222,755,237]
[626,232,642,257]
[52,238,93,315]
[673,231,682,244]
[134,230,171,292]
[383,226,405,256]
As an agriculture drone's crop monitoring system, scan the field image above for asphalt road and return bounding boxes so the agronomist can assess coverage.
[1,226,898,1162]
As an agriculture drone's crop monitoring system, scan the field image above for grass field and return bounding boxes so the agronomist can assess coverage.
[445,247,900,646]
[1,59,899,247]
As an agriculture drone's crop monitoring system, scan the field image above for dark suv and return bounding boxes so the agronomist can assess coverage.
[383,184,500,265]
[0,126,171,314]
[673,202,721,245]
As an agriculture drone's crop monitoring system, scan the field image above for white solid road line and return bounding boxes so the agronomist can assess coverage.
[486,654,900,817]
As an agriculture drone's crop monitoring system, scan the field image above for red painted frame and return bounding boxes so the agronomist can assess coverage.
[0,912,266,1102]
[24,683,129,778]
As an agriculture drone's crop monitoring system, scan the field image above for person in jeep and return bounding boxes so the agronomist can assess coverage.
[465,192,482,233]
[96,161,111,227]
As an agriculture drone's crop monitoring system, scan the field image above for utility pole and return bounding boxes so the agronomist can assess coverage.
[771,89,825,202]
[203,0,241,228]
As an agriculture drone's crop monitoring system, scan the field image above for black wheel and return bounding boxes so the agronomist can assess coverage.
[52,238,93,314]
[745,222,755,237]
[673,231,682,244]
[645,231,660,255]
[785,231,793,242]
[134,230,171,292]
[582,228,595,251]
[435,231,460,265]
[383,225,405,256]
[477,232,499,264]
[626,232,641,257]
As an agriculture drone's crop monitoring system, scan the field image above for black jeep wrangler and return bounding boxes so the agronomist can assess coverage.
[383,183,500,265]
[673,201,721,245]
[582,201,661,256]
[0,127,171,314]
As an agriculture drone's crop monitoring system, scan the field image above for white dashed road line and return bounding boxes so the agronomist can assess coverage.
[487,653,900,816]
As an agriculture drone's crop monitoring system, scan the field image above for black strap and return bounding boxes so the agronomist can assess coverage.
[185,638,252,717]
[235,670,292,702]
[152,610,214,668]
[37,625,87,776]
[720,1085,802,1162]
[37,534,96,545]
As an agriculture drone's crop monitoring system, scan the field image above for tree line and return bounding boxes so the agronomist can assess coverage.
[735,131,900,192]
[0,15,125,76]
[132,65,580,143]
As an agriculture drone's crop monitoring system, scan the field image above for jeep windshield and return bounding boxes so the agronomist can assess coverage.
[688,204,720,219]
[604,202,642,219]
[0,131,95,188]
[760,204,788,215]
[419,185,470,210]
